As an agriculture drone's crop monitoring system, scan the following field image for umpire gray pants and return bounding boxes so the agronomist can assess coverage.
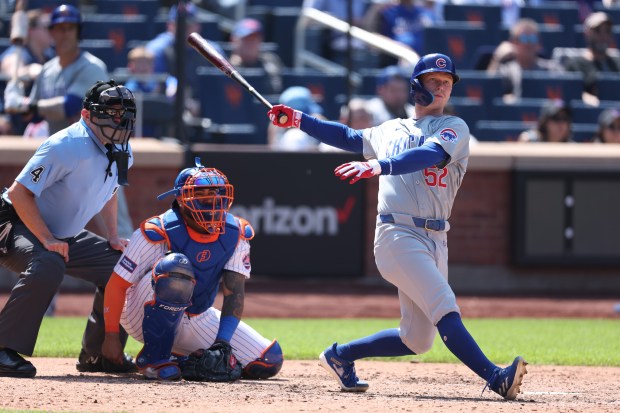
[0,221,125,356]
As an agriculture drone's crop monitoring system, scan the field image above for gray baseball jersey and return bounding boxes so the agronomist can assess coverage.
[362,114,470,354]
[29,51,108,134]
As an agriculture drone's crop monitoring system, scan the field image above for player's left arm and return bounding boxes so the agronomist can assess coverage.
[216,270,246,343]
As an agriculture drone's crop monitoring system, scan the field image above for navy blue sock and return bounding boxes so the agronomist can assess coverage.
[336,328,415,361]
[436,312,497,381]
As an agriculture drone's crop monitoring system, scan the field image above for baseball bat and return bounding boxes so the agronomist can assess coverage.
[187,32,288,125]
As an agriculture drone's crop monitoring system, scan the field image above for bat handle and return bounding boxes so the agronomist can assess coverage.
[277,113,289,125]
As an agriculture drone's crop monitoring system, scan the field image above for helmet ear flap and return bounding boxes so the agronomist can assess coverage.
[410,78,434,107]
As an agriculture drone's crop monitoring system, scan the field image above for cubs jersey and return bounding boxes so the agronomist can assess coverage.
[362,115,469,220]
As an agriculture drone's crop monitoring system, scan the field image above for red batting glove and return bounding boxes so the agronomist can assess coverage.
[268,104,302,128]
[334,160,382,184]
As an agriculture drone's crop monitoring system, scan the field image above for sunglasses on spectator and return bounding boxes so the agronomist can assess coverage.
[605,123,620,131]
[592,26,612,35]
[549,114,570,122]
[515,33,539,44]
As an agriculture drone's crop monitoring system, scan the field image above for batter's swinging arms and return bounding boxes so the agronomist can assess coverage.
[268,53,527,400]
[102,159,283,381]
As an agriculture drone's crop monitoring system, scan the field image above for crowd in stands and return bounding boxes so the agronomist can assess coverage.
[0,0,620,145]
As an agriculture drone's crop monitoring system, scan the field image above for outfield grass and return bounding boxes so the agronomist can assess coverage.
[33,317,620,366]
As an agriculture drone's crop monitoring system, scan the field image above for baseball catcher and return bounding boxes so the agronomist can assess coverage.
[101,158,283,381]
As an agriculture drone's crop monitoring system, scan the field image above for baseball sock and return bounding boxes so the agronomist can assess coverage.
[436,312,497,382]
[336,328,415,361]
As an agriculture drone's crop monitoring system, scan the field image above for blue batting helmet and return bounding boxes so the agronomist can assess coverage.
[411,53,460,84]
[49,4,82,28]
[409,53,459,106]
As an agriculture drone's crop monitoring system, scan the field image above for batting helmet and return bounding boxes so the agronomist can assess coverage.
[83,79,136,146]
[49,4,81,28]
[158,158,234,234]
[410,53,460,106]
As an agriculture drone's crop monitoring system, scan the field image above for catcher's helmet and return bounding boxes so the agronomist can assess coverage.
[158,158,234,234]
[83,79,136,146]
[49,4,82,29]
[409,53,460,106]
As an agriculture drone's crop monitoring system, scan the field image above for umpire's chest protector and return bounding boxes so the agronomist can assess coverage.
[146,209,240,315]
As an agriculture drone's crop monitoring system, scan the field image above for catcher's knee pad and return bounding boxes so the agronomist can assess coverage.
[137,254,196,369]
[242,339,284,379]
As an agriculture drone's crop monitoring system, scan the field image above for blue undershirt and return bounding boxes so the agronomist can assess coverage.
[300,113,449,174]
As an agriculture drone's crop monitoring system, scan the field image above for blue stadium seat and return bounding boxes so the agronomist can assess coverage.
[26,0,79,12]
[280,68,348,121]
[571,123,598,142]
[498,25,573,59]
[263,7,301,68]
[569,99,620,125]
[443,4,502,43]
[451,71,503,112]
[473,120,533,141]
[519,2,580,35]
[520,71,583,102]
[196,67,269,125]
[594,73,620,101]
[93,0,160,20]
[152,13,224,42]
[80,39,127,72]
[81,13,153,42]
[448,97,486,130]
[489,97,547,123]
[422,22,492,70]
[572,24,620,49]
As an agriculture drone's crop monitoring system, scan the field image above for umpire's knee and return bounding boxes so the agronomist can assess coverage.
[29,251,66,289]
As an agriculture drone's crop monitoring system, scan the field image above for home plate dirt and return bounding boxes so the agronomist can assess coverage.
[1,358,618,413]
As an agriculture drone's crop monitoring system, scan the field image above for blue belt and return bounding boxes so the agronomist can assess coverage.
[379,214,447,232]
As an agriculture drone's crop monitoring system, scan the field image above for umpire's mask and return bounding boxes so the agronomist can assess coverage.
[84,80,136,185]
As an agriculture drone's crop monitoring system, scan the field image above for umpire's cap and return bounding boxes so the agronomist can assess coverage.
[49,4,81,28]
[411,53,460,84]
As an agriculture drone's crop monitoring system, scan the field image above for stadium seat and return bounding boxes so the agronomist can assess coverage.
[569,99,619,125]
[422,22,492,70]
[489,98,548,123]
[594,73,620,101]
[448,96,486,129]
[451,71,503,113]
[443,3,502,43]
[473,120,534,141]
[26,0,79,12]
[519,2,580,34]
[93,0,160,20]
[280,68,348,121]
[81,14,153,44]
[80,39,127,72]
[498,25,572,59]
[262,7,301,68]
[152,12,224,42]
[571,123,598,142]
[520,71,583,102]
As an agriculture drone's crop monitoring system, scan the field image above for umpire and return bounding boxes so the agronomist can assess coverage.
[0,79,137,377]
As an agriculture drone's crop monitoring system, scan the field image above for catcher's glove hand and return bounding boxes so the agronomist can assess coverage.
[181,341,242,382]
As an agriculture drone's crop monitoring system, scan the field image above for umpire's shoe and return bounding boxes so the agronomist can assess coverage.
[76,349,138,373]
[0,347,36,378]
[485,356,528,400]
[319,343,369,392]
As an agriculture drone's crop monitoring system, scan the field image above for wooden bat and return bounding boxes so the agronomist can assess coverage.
[187,32,289,125]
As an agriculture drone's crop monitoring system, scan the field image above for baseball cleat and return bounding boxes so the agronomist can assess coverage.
[319,343,369,392]
[485,356,528,400]
[140,362,182,381]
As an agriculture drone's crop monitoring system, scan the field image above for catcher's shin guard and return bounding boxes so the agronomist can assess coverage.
[242,339,284,379]
[136,271,194,371]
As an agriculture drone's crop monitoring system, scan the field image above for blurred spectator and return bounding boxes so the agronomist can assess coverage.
[592,108,620,143]
[319,97,374,152]
[123,46,177,138]
[366,65,414,125]
[0,9,53,135]
[369,0,438,67]
[269,86,324,151]
[487,18,563,101]
[518,100,574,142]
[3,4,108,136]
[302,0,369,67]
[228,18,283,94]
[564,11,620,106]
[146,3,222,117]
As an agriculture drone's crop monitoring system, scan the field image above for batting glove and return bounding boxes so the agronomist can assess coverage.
[3,81,34,115]
[268,104,302,128]
[335,160,382,184]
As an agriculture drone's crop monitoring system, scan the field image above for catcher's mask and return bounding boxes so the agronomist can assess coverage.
[410,53,459,107]
[158,158,234,234]
[84,80,136,185]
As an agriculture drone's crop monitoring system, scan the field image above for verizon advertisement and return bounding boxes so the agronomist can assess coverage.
[192,150,365,278]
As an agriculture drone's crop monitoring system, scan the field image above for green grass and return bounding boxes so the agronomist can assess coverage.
[33,317,620,366]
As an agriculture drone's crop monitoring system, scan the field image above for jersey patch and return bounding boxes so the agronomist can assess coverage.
[30,166,45,183]
[119,256,137,273]
[439,128,458,143]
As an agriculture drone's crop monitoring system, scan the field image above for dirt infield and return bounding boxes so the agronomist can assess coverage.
[1,358,619,413]
[1,285,619,412]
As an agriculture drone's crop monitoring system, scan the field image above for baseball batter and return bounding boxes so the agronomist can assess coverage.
[102,160,283,381]
[268,53,527,400]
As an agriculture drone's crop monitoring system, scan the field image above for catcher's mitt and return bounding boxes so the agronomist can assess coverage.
[181,341,242,382]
